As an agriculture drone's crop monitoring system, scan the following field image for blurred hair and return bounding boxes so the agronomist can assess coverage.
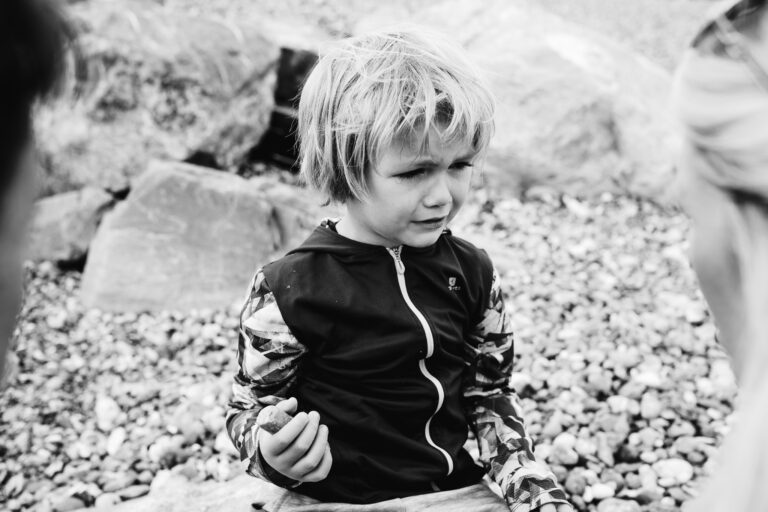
[0,0,70,197]
[298,26,495,204]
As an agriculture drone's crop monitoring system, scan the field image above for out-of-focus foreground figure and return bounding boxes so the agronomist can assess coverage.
[0,0,69,381]
[673,0,768,509]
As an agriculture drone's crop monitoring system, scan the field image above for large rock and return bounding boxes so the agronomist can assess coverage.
[91,473,282,512]
[357,0,675,201]
[25,187,114,263]
[80,161,327,312]
[35,0,278,196]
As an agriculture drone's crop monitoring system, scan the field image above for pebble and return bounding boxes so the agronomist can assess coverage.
[596,498,641,512]
[667,420,695,438]
[107,427,127,456]
[4,473,26,498]
[601,468,624,491]
[52,496,85,512]
[640,392,663,419]
[549,444,580,466]
[590,482,616,500]
[652,458,694,486]
[101,471,137,493]
[565,470,587,495]
[94,493,121,507]
[95,395,122,432]
[118,484,150,499]
[574,438,597,458]
[595,433,615,466]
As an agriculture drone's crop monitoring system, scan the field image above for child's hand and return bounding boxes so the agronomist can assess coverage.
[257,397,333,483]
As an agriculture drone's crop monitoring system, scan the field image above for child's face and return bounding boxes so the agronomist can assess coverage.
[341,126,476,248]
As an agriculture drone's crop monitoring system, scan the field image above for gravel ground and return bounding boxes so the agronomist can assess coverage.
[0,188,738,512]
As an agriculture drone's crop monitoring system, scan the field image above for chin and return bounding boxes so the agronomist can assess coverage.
[404,233,442,248]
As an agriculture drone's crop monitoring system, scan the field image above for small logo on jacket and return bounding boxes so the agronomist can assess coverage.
[448,277,461,292]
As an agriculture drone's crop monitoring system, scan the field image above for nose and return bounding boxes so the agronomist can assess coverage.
[423,172,452,208]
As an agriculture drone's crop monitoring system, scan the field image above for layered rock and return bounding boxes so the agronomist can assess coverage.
[25,187,114,264]
[36,0,279,196]
[80,161,327,312]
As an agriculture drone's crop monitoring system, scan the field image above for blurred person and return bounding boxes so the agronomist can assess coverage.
[0,0,69,381]
[673,0,768,509]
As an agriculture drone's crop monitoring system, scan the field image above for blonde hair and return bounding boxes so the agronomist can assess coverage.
[298,27,495,204]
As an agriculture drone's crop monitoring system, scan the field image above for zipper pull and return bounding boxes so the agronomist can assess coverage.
[388,247,405,274]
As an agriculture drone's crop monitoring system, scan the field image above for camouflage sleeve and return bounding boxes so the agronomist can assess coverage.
[225,268,306,487]
[464,268,570,511]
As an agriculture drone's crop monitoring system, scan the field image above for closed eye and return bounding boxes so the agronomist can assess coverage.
[395,168,429,181]
[450,162,474,171]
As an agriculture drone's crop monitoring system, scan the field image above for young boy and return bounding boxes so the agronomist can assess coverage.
[227,28,571,512]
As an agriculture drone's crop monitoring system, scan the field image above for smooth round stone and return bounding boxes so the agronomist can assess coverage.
[52,496,85,512]
[585,372,613,395]
[660,496,677,508]
[607,395,631,414]
[667,421,695,438]
[601,468,625,491]
[590,482,616,500]
[553,432,577,449]
[549,444,579,466]
[667,486,691,503]
[549,464,568,483]
[640,393,662,419]
[565,470,587,495]
[575,438,597,457]
[118,484,150,499]
[638,464,659,489]
[624,473,642,489]
[637,427,663,449]
[595,434,616,466]
[652,458,694,486]
[101,471,137,493]
[94,493,120,508]
[596,498,641,512]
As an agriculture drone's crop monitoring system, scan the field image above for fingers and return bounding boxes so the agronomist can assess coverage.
[276,397,297,415]
[293,423,328,475]
[265,411,311,454]
[257,407,332,482]
[282,411,321,466]
[300,445,333,482]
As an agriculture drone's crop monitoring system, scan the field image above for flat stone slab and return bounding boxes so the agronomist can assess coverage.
[80,161,323,312]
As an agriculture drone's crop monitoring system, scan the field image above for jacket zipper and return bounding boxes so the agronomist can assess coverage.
[387,246,454,476]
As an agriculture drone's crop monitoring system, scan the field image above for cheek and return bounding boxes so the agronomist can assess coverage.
[450,174,472,204]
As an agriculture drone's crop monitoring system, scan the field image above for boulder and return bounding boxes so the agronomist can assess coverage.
[36,0,279,196]
[91,473,282,512]
[356,0,675,201]
[26,187,114,263]
[80,161,328,312]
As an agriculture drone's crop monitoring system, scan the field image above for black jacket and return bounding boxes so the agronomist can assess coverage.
[262,222,494,503]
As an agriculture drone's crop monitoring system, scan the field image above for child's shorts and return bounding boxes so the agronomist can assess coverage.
[263,481,509,512]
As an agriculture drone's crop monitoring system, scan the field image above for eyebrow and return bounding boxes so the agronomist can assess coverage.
[408,153,477,167]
